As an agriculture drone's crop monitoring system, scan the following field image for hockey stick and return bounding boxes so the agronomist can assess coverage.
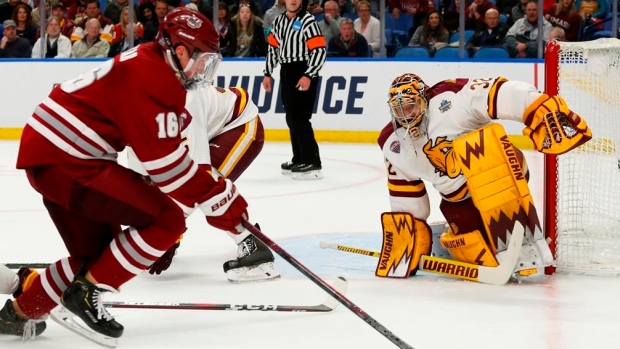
[319,223,525,286]
[319,241,381,257]
[5,263,50,269]
[103,276,348,312]
[419,222,524,286]
[242,221,414,349]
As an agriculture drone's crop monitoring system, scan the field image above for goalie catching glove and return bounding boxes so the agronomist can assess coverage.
[199,177,248,234]
[522,94,591,155]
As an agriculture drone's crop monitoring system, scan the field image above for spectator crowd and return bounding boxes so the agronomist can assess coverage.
[0,0,616,59]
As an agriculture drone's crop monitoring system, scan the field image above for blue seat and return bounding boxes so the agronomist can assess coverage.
[342,12,358,21]
[500,14,507,23]
[449,30,475,43]
[314,13,324,22]
[433,47,467,59]
[593,31,613,38]
[472,47,510,59]
[385,12,414,46]
[395,46,430,58]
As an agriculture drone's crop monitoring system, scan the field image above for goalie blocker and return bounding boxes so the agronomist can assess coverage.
[377,123,556,283]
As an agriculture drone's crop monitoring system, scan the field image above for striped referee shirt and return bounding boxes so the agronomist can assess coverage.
[264,11,327,78]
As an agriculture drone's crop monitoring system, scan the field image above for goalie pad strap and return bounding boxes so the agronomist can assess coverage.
[522,94,591,155]
[440,229,498,267]
[375,212,431,278]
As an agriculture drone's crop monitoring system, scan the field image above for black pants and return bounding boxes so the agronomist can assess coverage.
[280,61,321,166]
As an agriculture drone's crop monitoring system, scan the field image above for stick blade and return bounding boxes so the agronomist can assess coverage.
[477,222,525,286]
[321,276,348,310]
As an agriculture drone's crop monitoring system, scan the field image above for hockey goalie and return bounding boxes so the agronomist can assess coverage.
[375,74,591,283]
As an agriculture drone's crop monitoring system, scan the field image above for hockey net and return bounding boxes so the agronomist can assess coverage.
[544,38,620,275]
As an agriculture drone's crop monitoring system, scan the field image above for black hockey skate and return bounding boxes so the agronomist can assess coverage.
[223,227,281,283]
[60,276,124,338]
[291,163,323,180]
[0,299,46,338]
[281,161,297,175]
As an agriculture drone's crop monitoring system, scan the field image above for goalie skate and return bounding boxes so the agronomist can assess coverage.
[512,234,555,282]
[223,234,281,283]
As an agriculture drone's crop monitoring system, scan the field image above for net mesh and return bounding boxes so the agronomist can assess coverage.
[552,39,620,274]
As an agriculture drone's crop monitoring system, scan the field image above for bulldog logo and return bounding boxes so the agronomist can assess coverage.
[423,137,462,178]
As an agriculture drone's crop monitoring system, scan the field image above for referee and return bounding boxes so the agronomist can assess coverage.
[262,0,327,180]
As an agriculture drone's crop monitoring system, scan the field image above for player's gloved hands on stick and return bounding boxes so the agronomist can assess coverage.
[148,241,181,275]
[202,177,249,234]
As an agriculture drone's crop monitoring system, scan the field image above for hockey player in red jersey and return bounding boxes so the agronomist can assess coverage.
[0,8,248,346]
[140,83,281,282]
[375,73,591,283]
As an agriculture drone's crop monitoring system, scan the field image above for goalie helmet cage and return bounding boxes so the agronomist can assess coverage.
[544,38,620,276]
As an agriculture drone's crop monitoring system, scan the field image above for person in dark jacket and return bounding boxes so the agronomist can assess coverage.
[327,18,369,57]
[465,8,508,57]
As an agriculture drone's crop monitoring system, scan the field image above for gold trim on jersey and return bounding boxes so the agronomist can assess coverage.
[487,77,508,119]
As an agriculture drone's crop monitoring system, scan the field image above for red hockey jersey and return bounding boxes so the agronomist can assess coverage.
[17,43,218,211]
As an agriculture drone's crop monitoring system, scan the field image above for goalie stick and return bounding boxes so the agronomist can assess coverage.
[319,241,381,257]
[242,221,415,349]
[318,222,526,286]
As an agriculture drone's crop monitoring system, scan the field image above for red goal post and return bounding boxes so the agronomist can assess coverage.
[544,38,620,275]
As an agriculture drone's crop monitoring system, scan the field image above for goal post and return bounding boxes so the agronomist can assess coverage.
[544,38,620,275]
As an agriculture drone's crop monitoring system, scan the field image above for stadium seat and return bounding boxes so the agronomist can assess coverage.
[449,30,475,43]
[385,13,414,47]
[472,47,510,60]
[342,12,359,21]
[500,14,507,23]
[395,46,430,58]
[314,13,324,21]
[433,47,467,59]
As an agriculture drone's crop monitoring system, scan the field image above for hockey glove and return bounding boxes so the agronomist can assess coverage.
[148,241,180,275]
[200,177,248,234]
[522,94,591,155]
[13,267,39,298]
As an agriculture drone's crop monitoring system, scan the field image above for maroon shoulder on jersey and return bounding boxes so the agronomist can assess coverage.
[16,42,187,169]
[378,122,395,148]
[427,78,469,100]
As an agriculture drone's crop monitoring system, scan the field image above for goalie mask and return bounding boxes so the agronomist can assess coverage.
[157,8,221,88]
[387,73,430,138]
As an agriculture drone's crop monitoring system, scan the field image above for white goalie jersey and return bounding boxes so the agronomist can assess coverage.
[128,84,259,174]
[379,77,542,220]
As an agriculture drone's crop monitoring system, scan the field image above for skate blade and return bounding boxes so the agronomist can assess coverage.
[291,170,323,180]
[227,262,282,283]
[50,306,118,348]
[281,169,292,175]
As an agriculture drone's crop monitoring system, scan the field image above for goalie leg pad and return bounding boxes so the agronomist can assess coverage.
[454,123,533,255]
[440,229,498,267]
[522,94,592,155]
[375,212,431,278]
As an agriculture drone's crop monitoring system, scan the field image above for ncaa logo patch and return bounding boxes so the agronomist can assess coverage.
[390,140,400,153]
[439,99,452,113]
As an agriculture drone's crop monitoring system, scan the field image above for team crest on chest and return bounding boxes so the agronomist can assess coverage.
[439,99,452,113]
[390,140,401,153]
[423,137,462,178]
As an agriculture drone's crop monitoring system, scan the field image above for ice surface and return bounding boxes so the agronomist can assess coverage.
[1,141,619,349]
